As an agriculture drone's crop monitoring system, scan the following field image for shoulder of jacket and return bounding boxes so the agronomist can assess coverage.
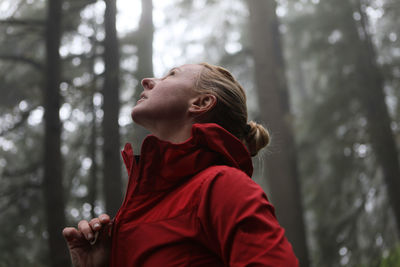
[192,165,254,190]
[197,165,247,177]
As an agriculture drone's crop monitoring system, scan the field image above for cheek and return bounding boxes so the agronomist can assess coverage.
[131,93,189,121]
[154,96,189,115]
[152,89,191,111]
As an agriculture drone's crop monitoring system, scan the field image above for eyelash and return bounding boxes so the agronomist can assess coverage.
[161,70,175,80]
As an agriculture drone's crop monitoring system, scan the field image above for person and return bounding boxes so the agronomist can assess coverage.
[62,63,299,266]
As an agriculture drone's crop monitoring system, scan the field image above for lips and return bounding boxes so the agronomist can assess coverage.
[137,93,147,103]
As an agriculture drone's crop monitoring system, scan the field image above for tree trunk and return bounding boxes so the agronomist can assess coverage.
[43,0,69,266]
[89,36,99,218]
[246,0,310,266]
[102,0,122,216]
[136,0,154,87]
[133,0,154,150]
[89,90,98,218]
[347,0,400,237]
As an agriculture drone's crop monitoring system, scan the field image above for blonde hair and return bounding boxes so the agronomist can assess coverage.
[195,63,270,156]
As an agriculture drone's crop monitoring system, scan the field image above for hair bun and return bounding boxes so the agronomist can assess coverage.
[245,121,270,156]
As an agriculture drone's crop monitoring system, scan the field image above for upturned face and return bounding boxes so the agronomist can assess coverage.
[131,64,204,130]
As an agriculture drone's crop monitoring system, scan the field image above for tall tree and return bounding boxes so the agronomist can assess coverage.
[246,0,310,266]
[135,0,154,93]
[283,0,400,264]
[43,0,69,266]
[88,34,100,218]
[133,0,154,149]
[345,0,400,237]
[102,0,123,216]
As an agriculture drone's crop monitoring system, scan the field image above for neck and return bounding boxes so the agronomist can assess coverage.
[149,121,194,144]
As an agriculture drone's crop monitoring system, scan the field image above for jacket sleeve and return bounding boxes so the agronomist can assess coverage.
[197,167,299,267]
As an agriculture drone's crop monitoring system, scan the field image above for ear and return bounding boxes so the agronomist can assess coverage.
[188,94,217,117]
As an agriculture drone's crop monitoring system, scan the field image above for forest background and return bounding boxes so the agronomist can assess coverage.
[0,0,400,266]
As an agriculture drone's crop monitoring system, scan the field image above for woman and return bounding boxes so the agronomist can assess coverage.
[63,63,299,266]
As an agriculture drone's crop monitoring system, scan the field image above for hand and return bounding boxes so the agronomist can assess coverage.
[62,214,113,267]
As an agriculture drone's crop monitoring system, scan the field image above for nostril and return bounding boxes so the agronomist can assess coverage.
[141,78,154,90]
[141,78,148,88]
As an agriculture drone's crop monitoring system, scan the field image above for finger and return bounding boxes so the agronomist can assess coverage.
[104,220,114,237]
[88,231,99,245]
[62,227,83,242]
[94,220,113,243]
[98,214,111,224]
[90,219,112,246]
[89,218,101,231]
[78,220,94,241]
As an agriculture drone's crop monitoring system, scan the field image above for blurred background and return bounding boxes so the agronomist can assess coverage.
[0,0,399,266]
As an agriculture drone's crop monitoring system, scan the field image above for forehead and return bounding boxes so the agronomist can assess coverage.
[179,64,203,71]
[171,64,203,76]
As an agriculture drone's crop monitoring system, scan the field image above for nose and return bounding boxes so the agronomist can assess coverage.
[141,78,156,90]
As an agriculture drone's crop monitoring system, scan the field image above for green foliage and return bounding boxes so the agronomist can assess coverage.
[379,244,400,267]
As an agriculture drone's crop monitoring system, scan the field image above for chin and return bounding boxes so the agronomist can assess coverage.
[131,110,147,128]
[131,111,139,123]
[131,109,139,122]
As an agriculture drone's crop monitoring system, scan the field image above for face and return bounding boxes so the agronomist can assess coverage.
[131,64,203,130]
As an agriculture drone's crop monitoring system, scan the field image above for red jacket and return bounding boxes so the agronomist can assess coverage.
[111,123,298,266]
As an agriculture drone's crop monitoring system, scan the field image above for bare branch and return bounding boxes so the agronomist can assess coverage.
[0,19,45,27]
[0,54,43,70]
[2,161,41,178]
[0,105,39,137]
[0,180,41,214]
[62,52,96,62]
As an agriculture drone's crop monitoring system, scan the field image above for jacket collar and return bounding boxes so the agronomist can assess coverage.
[121,123,253,193]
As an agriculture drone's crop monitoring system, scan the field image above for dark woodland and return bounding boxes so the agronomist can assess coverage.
[0,0,399,266]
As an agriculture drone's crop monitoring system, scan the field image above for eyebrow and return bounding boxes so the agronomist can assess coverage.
[161,67,182,79]
[168,67,181,73]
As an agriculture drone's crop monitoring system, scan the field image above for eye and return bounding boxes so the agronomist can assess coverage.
[162,69,177,80]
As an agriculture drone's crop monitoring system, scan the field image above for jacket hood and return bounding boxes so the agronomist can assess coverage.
[121,123,253,193]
